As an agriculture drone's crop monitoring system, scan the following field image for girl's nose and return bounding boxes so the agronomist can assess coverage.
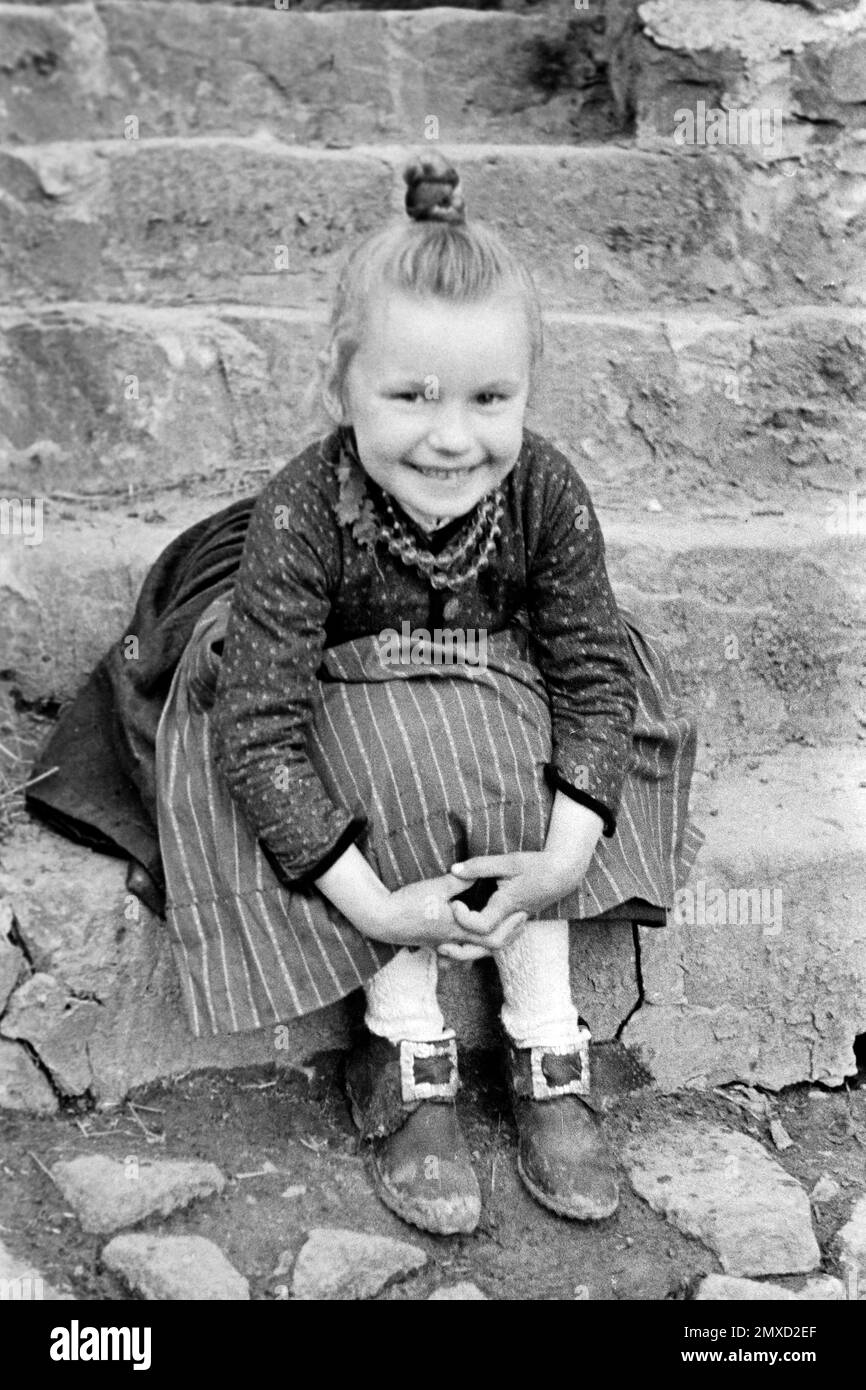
[427,407,473,455]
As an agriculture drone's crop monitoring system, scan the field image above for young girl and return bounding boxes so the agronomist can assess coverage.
[154,154,701,1237]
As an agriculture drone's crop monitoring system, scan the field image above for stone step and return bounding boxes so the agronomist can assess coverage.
[4,0,862,156]
[2,138,862,317]
[0,2,621,146]
[0,744,862,1110]
[1,498,862,757]
[1,301,863,502]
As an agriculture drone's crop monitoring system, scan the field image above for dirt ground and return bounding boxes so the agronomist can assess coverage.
[2,1050,865,1302]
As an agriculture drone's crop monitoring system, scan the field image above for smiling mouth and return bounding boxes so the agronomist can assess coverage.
[404,460,486,480]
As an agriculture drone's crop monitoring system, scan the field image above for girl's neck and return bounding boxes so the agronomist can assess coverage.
[400,502,451,534]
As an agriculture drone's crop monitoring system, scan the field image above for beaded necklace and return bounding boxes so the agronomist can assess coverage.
[334,431,504,595]
[377,487,504,592]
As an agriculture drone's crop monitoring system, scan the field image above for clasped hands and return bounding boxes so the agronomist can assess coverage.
[375,849,590,964]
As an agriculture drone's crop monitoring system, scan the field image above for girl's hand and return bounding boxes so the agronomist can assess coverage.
[448,849,589,935]
[373,874,528,953]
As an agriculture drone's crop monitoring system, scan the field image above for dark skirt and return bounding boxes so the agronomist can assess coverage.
[155,595,702,1038]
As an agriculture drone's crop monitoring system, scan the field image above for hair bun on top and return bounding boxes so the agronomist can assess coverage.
[404,154,466,225]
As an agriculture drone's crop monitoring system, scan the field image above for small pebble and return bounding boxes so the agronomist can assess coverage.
[810,1174,841,1204]
[769,1117,794,1151]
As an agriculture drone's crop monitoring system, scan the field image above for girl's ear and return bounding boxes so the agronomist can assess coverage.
[318,345,348,425]
[321,382,346,426]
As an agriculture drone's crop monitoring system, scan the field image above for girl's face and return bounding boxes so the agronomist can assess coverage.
[341,289,532,527]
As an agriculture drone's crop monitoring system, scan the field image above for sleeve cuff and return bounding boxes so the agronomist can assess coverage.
[258,816,367,890]
[544,765,617,838]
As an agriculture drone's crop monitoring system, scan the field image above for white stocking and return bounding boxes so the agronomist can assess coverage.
[496,919,584,1049]
[364,946,450,1042]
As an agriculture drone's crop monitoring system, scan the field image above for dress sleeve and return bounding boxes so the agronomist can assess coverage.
[211,464,366,884]
[526,442,637,837]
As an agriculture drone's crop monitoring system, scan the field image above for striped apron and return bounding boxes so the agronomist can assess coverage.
[155,596,702,1037]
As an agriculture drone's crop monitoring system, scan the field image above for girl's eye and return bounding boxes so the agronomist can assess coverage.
[476,392,505,406]
[390,391,424,403]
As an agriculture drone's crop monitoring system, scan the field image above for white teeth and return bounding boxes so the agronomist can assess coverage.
[409,463,480,479]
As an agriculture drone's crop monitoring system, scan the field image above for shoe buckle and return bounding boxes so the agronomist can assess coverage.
[528,1027,592,1100]
[399,1037,459,1104]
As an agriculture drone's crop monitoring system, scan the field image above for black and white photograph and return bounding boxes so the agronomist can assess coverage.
[0,0,864,1341]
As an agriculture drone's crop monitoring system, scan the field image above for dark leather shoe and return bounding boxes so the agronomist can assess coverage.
[346,1031,481,1236]
[505,1028,619,1221]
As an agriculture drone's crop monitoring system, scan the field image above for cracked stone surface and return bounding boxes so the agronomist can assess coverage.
[0,1037,58,1114]
[291,1228,427,1301]
[695,1274,846,1301]
[1,973,102,1096]
[623,1120,820,1276]
[102,1234,249,1301]
[51,1155,226,1235]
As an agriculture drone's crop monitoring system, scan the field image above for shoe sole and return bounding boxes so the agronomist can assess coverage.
[517,1153,620,1222]
[347,1089,481,1237]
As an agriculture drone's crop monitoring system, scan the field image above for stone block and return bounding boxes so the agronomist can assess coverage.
[622,0,866,153]
[624,1119,820,1276]
[102,1233,249,1300]
[52,1154,225,1234]
[291,1227,426,1300]
[622,746,866,1090]
[0,1037,57,1114]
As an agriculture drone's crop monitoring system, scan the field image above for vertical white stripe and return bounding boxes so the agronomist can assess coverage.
[188,719,238,1031]
[155,702,203,1036]
[354,683,428,878]
[300,897,360,994]
[223,795,261,1023]
[160,691,217,1033]
[380,681,451,870]
[252,884,307,1015]
[450,680,496,855]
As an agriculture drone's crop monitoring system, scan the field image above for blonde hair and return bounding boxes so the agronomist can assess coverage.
[315,156,543,423]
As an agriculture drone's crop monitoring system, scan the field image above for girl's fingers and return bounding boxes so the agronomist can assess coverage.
[437,942,491,962]
[441,871,479,894]
[481,911,530,952]
[450,889,519,936]
[449,855,519,881]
